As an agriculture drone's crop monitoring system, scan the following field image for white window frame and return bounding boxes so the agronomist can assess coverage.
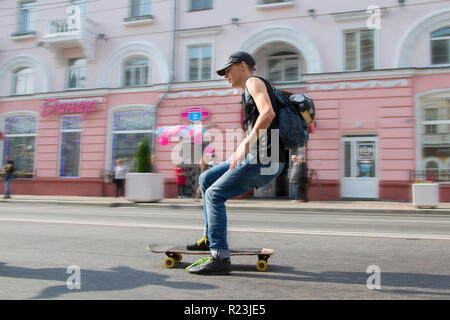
[67,58,86,89]
[341,26,378,72]
[430,27,450,66]
[129,0,151,17]
[59,115,82,178]
[186,43,213,81]
[266,53,300,83]
[11,67,34,95]
[70,0,89,15]
[17,1,36,34]
[122,57,150,87]
[189,0,213,11]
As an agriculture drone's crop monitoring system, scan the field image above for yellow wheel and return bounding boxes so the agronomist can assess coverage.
[164,257,176,268]
[256,260,268,272]
[175,254,183,263]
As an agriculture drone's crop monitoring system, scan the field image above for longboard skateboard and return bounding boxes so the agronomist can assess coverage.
[147,244,274,272]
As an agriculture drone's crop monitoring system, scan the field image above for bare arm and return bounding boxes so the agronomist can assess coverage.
[230,77,275,170]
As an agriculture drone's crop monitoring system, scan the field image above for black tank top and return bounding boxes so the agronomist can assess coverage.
[242,76,286,163]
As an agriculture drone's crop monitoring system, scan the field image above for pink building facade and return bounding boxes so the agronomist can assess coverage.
[1,0,450,201]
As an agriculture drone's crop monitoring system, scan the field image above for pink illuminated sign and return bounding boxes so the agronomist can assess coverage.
[40,99,99,119]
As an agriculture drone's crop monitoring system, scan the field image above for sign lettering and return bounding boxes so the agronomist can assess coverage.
[40,99,99,119]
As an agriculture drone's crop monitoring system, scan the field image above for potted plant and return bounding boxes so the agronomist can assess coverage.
[126,138,164,202]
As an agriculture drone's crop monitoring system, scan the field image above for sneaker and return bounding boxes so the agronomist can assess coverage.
[187,256,231,275]
[186,236,210,251]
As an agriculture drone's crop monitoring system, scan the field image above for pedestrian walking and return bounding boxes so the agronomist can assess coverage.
[2,156,14,199]
[297,155,308,202]
[194,157,212,202]
[289,155,301,202]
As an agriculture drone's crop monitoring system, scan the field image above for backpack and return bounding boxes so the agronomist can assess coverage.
[289,93,315,127]
[257,78,311,149]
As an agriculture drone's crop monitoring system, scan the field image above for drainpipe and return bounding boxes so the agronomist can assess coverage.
[151,0,176,152]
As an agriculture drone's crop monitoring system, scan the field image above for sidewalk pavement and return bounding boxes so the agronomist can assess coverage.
[1,194,450,214]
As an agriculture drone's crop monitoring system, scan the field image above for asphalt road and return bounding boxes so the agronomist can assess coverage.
[0,203,449,300]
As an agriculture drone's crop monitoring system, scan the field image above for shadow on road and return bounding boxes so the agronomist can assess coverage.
[0,262,216,299]
[231,264,450,297]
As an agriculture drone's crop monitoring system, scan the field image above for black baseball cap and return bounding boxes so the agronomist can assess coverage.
[216,51,256,76]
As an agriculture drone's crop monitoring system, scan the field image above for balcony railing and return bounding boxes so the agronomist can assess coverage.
[42,15,96,62]
[410,170,450,183]
[46,15,95,36]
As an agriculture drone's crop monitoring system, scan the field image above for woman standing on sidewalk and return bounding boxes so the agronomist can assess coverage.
[113,159,129,197]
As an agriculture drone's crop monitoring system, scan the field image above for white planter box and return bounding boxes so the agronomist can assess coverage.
[412,183,439,208]
[126,173,164,202]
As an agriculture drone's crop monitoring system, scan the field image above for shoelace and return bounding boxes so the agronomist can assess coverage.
[196,236,208,246]
[186,256,212,271]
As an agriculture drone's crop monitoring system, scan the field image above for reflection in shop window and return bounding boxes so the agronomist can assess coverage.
[60,116,82,177]
[112,110,154,171]
[421,99,450,181]
[3,115,36,178]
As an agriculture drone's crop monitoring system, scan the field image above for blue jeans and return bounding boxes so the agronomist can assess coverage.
[4,177,12,197]
[291,183,299,200]
[199,154,285,259]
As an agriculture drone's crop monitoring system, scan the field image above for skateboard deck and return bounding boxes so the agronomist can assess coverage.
[147,244,274,271]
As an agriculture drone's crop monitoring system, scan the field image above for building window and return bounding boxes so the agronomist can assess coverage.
[267,52,299,83]
[431,27,450,65]
[129,0,151,17]
[123,58,149,87]
[421,99,450,181]
[67,58,86,89]
[12,68,34,95]
[16,1,35,34]
[344,29,375,71]
[188,45,212,81]
[424,107,439,134]
[71,0,89,15]
[60,116,82,177]
[190,0,213,11]
[112,110,155,171]
[3,115,37,177]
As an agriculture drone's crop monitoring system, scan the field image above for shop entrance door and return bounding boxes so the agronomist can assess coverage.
[341,136,378,199]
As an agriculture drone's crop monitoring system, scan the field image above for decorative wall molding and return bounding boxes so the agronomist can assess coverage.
[177,26,222,38]
[239,26,323,74]
[165,88,240,99]
[308,79,409,91]
[396,8,450,68]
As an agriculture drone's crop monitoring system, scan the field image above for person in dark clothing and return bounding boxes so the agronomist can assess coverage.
[297,155,308,202]
[2,156,14,199]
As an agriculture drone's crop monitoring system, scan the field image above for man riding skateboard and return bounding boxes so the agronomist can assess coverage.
[186,52,286,275]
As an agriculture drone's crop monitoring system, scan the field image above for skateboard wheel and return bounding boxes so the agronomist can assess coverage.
[164,257,176,268]
[175,254,183,263]
[256,260,268,272]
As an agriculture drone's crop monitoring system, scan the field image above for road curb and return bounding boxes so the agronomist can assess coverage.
[2,199,450,215]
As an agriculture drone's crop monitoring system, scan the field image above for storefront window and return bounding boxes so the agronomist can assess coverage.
[112,110,154,171]
[421,99,450,181]
[60,116,82,177]
[3,115,36,177]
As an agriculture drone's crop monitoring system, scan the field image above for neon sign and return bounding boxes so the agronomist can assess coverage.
[40,98,99,119]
